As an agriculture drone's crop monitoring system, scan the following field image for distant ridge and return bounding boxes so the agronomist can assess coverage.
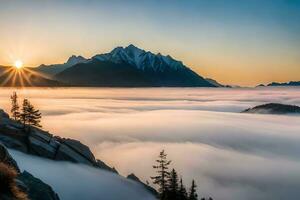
[205,78,231,88]
[257,81,300,87]
[36,55,89,76]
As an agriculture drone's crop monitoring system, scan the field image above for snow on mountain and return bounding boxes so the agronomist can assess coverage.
[93,44,184,72]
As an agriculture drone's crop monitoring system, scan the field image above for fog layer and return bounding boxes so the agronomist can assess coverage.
[0,87,299,200]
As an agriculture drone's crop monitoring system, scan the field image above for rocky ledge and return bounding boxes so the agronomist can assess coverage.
[0,109,117,173]
[0,109,157,198]
[242,103,300,115]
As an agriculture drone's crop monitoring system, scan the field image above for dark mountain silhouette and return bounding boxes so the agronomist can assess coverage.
[267,81,300,86]
[36,55,88,77]
[257,81,300,87]
[53,45,215,87]
[205,78,231,87]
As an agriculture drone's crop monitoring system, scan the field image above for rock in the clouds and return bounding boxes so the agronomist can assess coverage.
[242,103,300,115]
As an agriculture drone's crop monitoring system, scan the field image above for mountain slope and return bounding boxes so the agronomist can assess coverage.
[0,66,61,87]
[55,60,152,87]
[55,45,215,87]
[36,55,89,77]
[205,78,232,87]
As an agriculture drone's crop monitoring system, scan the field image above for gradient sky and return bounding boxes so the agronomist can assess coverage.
[0,0,299,86]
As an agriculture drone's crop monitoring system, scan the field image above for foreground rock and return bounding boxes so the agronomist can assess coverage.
[0,109,117,173]
[18,171,60,200]
[0,109,155,197]
[127,173,157,196]
[0,143,60,200]
[242,103,300,115]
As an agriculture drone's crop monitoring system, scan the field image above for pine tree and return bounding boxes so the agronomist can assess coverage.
[151,150,171,199]
[20,99,42,128]
[179,178,188,200]
[20,99,30,126]
[188,180,198,200]
[26,102,42,127]
[10,92,20,121]
[166,168,180,200]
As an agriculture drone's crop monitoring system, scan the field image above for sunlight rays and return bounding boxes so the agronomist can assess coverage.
[0,66,47,87]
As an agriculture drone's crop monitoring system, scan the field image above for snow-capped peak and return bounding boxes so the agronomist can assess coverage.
[93,45,185,71]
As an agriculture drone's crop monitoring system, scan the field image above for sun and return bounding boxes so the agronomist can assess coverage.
[14,60,23,69]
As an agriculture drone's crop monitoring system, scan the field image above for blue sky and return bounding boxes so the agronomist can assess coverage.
[0,0,299,85]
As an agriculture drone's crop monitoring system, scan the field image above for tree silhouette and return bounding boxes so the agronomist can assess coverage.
[20,99,29,126]
[188,180,198,200]
[165,168,180,200]
[151,150,171,199]
[20,99,42,128]
[10,92,20,121]
[150,151,211,200]
[178,178,188,200]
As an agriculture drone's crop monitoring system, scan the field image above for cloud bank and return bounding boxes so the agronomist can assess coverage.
[0,87,299,200]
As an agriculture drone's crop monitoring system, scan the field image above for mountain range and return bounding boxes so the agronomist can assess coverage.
[257,81,300,87]
[36,45,216,87]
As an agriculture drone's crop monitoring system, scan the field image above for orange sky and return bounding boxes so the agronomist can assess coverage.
[0,0,299,86]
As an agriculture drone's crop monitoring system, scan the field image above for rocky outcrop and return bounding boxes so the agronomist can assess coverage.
[0,110,117,173]
[0,143,59,200]
[242,103,300,115]
[0,143,20,172]
[0,109,154,197]
[18,171,60,200]
[96,159,119,174]
[127,173,157,196]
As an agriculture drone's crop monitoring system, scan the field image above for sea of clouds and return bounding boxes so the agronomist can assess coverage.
[1,87,300,200]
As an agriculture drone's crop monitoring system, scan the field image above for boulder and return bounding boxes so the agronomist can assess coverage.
[0,135,27,152]
[55,143,94,165]
[60,138,96,163]
[28,136,56,159]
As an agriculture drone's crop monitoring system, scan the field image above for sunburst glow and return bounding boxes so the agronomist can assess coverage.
[14,60,23,69]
